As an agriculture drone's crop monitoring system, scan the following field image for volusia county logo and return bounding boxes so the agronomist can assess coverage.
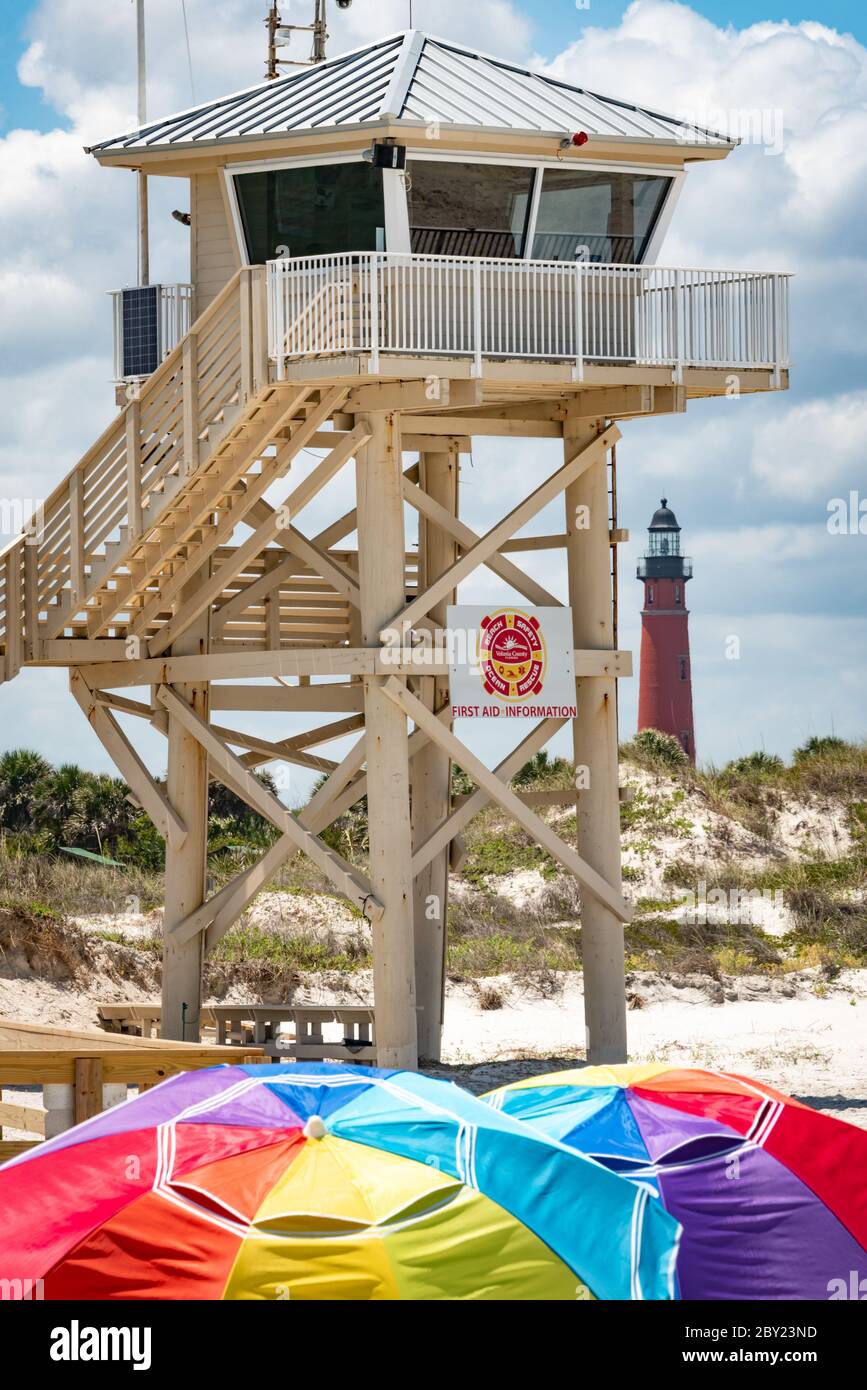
[480,610,546,701]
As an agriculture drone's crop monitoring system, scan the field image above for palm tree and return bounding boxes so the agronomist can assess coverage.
[39,763,90,834]
[0,748,52,831]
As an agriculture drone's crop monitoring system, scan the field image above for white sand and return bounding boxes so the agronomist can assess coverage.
[2,966,865,1128]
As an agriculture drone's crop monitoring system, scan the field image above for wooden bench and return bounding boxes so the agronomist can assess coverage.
[97,1003,377,1062]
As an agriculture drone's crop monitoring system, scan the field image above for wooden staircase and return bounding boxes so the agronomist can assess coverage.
[0,265,356,678]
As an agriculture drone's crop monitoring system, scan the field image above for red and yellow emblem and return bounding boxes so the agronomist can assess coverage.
[480,609,546,701]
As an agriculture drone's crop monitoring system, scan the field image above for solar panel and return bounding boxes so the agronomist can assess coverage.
[121,285,162,377]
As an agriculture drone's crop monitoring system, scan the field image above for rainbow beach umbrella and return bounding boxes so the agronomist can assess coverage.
[0,1063,682,1300]
[485,1064,867,1300]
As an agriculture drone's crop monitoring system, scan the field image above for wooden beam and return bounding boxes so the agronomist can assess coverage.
[411,449,457,1062]
[412,717,566,875]
[42,640,128,662]
[156,685,383,925]
[71,646,626,690]
[357,410,418,1068]
[212,552,304,629]
[403,434,471,454]
[385,424,620,637]
[161,566,211,1043]
[385,678,630,922]
[565,409,627,1063]
[68,470,85,606]
[345,380,483,413]
[182,333,199,476]
[278,527,360,605]
[209,721,337,775]
[402,476,560,609]
[403,415,563,438]
[148,424,369,656]
[171,711,446,951]
[70,670,187,848]
[208,684,364,713]
[125,399,143,539]
[240,714,365,771]
[74,1056,103,1124]
[499,534,568,553]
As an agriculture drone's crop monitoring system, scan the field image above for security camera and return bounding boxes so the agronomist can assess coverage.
[335,0,353,8]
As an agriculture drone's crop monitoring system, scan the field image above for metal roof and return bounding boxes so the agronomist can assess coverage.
[87,30,732,155]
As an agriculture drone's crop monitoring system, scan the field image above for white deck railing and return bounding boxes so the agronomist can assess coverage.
[110,283,194,381]
[268,253,790,382]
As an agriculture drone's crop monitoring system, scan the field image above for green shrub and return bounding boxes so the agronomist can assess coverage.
[621,729,689,772]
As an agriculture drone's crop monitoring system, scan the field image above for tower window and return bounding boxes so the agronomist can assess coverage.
[681,731,690,755]
[679,657,688,681]
[648,586,655,605]
[675,585,681,604]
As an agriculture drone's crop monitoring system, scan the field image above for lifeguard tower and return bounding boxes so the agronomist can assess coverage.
[0,30,790,1067]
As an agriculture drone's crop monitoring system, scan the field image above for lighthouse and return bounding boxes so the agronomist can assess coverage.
[637,500,696,761]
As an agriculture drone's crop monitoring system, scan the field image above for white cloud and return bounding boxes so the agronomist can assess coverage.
[750,391,867,498]
[0,0,865,768]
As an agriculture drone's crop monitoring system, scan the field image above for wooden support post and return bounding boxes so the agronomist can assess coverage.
[564,412,628,1064]
[240,267,253,402]
[264,552,281,650]
[357,412,418,1069]
[251,265,269,396]
[412,449,457,1061]
[23,541,38,663]
[5,549,22,679]
[182,331,199,477]
[125,398,143,539]
[68,470,85,607]
[74,1056,103,1125]
[162,571,210,1042]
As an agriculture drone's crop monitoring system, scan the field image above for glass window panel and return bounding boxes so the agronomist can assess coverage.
[234,163,386,262]
[407,161,535,258]
[531,170,671,263]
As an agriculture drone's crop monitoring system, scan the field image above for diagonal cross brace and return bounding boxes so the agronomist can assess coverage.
[384,424,620,638]
[381,676,631,923]
[157,684,384,930]
[70,671,187,850]
[402,476,560,609]
[411,715,569,875]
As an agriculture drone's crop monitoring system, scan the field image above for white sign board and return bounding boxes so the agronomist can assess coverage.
[447,605,578,720]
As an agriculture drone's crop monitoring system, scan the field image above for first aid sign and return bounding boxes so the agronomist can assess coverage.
[447,605,578,719]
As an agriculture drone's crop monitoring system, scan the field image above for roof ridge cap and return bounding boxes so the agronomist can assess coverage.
[380,30,425,119]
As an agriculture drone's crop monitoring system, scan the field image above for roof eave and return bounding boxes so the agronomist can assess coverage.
[88,117,736,169]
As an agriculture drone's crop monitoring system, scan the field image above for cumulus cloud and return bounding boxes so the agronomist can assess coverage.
[0,0,864,767]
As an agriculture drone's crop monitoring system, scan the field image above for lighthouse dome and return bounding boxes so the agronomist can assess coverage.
[649,498,681,531]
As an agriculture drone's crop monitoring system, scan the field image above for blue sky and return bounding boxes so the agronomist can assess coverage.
[1,0,865,783]
[3,1,866,130]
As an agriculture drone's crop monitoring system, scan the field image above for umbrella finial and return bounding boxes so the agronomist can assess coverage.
[303,1115,327,1140]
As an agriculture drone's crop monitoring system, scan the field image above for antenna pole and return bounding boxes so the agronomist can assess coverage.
[266,1,279,80]
[312,0,327,63]
[266,0,331,73]
[136,0,149,285]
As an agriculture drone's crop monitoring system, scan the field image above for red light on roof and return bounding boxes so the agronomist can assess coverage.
[572,131,589,146]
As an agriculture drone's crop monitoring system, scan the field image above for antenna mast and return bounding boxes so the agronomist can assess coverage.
[266,0,336,78]
[136,0,149,284]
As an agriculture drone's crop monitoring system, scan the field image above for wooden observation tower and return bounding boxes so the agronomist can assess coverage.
[0,31,790,1067]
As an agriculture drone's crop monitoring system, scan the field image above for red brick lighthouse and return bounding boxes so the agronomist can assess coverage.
[637,499,696,761]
